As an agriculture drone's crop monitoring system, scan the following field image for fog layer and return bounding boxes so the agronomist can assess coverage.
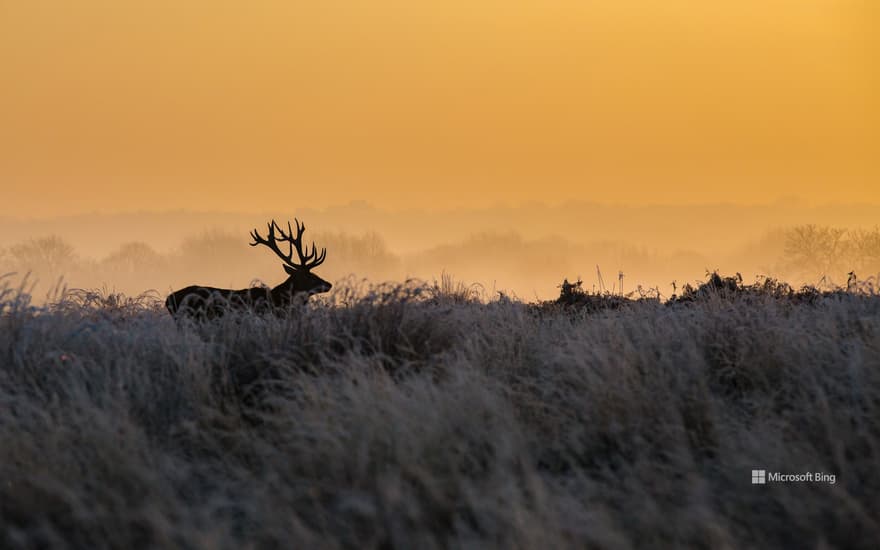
[2,202,878,301]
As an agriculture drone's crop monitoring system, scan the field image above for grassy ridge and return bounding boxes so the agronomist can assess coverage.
[1,278,879,549]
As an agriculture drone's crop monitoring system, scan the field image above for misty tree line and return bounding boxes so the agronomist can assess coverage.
[0,231,400,297]
[781,225,880,280]
[1,225,878,298]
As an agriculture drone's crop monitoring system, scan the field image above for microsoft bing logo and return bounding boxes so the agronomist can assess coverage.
[752,470,766,484]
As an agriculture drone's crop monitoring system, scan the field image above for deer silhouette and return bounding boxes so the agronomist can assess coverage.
[165,219,331,318]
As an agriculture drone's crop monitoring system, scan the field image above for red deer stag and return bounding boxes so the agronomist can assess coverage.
[165,219,331,318]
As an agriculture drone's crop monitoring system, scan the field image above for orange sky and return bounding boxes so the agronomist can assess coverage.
[1,1,876,217]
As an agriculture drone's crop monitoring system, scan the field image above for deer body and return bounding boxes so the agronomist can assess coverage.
[166,220,331,318]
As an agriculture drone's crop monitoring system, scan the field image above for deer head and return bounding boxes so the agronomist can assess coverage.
[250,219,332,298]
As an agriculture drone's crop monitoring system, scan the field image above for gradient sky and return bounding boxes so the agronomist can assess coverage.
[1,1,876,217]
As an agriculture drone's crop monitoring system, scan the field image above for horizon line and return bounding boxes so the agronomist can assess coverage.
[4,198,880,222]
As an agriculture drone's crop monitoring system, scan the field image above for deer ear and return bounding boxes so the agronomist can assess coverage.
[283,264,297,275]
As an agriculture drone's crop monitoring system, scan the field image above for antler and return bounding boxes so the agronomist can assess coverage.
[250,219,326,270]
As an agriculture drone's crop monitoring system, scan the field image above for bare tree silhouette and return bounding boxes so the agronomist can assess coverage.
[165,219,331,318]
[783,225,848,279]
[102,242,163,274]
[9,236,77,275]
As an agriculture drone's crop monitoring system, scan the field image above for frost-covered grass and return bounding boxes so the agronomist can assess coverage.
[1,278,879,549]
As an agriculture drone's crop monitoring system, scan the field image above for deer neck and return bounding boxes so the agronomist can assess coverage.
[270,278,299,304]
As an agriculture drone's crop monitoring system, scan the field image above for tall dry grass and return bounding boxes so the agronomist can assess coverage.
[1,276,879,549]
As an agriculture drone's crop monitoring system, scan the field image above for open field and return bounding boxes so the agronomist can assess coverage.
[2,276,879,549]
